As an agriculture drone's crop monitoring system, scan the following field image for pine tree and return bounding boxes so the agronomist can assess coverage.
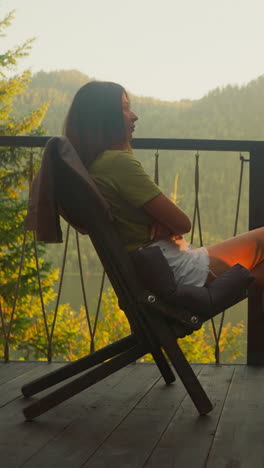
[0,10,53,361]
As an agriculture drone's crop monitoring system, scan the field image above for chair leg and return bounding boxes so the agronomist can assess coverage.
[163,339,213,415]
[128,309,175,385]
[23,342,147,421]
[147,314,213,415]
[147,343,176,385]
[22,334,137,397]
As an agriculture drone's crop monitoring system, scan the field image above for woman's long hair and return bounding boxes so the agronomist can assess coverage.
[64,81,127,167]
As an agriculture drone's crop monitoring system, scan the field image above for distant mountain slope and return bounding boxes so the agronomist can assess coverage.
[13,69,193,136]
[13,69,264,140]
[176,76,264,140]
[13,70,91,134]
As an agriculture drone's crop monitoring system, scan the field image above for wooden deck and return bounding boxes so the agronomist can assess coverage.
[1,362,264,467]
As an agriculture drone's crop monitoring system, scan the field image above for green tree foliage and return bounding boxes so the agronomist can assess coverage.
[13,69,93,135]
[0,11,59,360]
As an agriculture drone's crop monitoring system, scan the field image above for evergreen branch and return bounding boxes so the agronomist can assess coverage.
[0,10,15,37]
[0,38,35,70]
[0,71,32,120]
[2,102,49,135]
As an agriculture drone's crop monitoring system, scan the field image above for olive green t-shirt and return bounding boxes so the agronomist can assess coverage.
[89,150,161,251]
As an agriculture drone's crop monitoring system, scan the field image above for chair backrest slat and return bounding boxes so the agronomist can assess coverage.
[54,156,144,314]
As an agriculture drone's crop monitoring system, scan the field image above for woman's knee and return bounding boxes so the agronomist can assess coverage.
[250,227,264,240]
[207,228,264,272]
[246,229,264,264]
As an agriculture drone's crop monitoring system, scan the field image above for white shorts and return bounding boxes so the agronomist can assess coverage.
[147,238,209,287]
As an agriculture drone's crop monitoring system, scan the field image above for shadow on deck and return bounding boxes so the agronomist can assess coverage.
[0,361,264,467]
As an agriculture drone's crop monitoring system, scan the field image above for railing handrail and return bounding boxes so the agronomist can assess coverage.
[1,135,264,152]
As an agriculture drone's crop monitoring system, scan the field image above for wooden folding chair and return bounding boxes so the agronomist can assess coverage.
[22,139,250,420]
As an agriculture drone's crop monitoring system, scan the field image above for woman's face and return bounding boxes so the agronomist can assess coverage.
[121,92,138,140]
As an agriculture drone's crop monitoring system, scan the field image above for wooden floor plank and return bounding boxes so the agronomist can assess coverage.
[144,365,235,468]
[0,362,64,407]
[18,363,161,468]
[80,365,202,468]
[1,363,263,468]
[0,363,143,468]
[205,365,264,468]
[0,362,40,386]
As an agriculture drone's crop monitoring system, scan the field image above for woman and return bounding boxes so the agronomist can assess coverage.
[64,81,264,289]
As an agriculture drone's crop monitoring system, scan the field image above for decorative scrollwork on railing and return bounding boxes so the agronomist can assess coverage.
[191,151,203,247]
[154,149,159,186]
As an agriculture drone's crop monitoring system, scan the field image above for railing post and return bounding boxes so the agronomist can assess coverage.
[248,151,264,364]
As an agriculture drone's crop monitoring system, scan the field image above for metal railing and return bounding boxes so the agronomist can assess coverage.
[1,135,264,365]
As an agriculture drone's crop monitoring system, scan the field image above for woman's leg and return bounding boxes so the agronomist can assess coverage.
[206,227,264,288]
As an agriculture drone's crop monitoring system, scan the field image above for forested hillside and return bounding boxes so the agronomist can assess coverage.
[12,70,264,275]
[13,69,264,140]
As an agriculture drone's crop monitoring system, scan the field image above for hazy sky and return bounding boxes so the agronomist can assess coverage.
[2,0,264,101]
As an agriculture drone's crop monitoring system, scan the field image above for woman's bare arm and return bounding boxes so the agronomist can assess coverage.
[143,192,191,237]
